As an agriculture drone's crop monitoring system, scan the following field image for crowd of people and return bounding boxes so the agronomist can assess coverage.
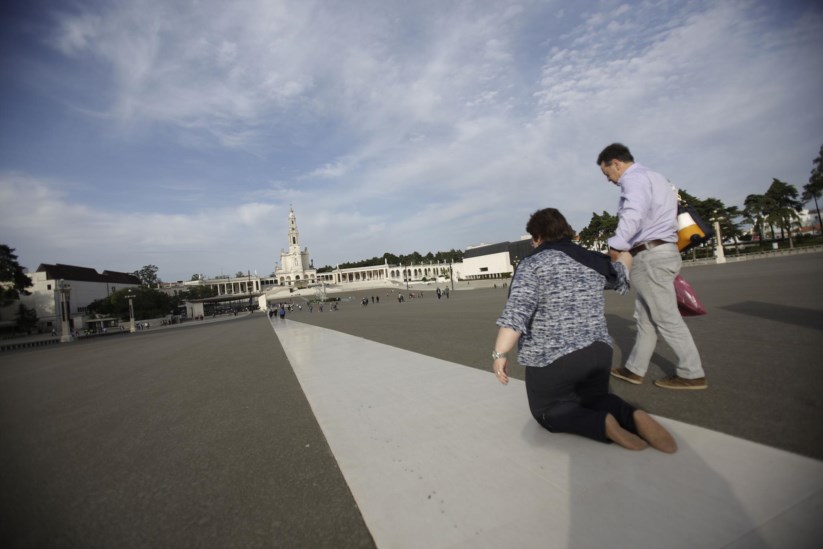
[268,286,459,314]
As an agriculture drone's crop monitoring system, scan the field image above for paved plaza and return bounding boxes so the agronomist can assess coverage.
[1,253,822,547]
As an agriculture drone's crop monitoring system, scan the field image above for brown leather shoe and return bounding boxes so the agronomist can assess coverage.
[654,376,708,390]
[611,367,643,385]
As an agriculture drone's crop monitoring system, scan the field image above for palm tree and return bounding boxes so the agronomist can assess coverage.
[698,197,743,256]
[765,179,802,247]
[578,211,617,251]
[15,303,39,335]
[802,144,823,235]
[743,193,774,244]
[1,244,33,306]
[803,181,823,235]
[721,206,744,254]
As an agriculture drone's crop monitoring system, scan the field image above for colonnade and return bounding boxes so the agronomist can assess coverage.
[204,279,261,296]
[317,262,454,285]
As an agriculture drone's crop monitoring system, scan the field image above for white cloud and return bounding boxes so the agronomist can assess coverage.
[3,1,822,279]
[53,13,102,55]
[0,173,282,279]
[305,157,359,179]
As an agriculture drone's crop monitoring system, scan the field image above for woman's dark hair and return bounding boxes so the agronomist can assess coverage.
[596,143,634,165]
[526,208,575,242]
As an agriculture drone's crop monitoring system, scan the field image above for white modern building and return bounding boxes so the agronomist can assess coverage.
[16,264,140,334]
[797,208,822,235]
[460,242,514,280]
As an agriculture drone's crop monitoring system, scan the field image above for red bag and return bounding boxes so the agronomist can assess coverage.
[674,275,706,316]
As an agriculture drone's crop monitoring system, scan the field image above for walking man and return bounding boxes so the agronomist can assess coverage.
[596,143,707,390]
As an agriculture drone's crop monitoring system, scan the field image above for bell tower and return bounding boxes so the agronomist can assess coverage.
[273,206,317,288]
[288,207,300,255]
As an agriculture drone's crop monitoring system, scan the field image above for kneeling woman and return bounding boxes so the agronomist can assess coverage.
[492,208,676,453]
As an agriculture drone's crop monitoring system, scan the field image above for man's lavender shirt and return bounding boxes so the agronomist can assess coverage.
[607,163,678,251]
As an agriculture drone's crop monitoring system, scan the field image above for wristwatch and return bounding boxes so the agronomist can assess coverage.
[492,350,507,360]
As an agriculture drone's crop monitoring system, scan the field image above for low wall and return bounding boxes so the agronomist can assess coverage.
[0,337,61,352]
[683,245,823,267]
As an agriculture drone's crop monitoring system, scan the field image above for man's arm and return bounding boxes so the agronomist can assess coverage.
[608,173,651,251]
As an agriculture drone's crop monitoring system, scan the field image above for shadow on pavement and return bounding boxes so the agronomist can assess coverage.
[720,301,823,330]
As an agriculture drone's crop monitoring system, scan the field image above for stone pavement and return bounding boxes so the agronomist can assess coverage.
[0,253,821,547]
[0,314,374,548]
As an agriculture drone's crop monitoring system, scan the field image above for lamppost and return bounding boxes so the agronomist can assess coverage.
[58,279,72,343]
[127,290,136,333]
[450,260,454,291]
[711,211,726,264]
[247,270,253,312]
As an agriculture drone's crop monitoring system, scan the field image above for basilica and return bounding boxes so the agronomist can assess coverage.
[272,208,318,288]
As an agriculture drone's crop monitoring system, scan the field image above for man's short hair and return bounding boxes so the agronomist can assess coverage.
[597,143,634,165]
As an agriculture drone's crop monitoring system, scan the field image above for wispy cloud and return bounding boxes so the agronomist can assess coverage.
[0,173,280,277]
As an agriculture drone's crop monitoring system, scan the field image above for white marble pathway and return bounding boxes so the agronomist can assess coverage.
[271,319,823,549]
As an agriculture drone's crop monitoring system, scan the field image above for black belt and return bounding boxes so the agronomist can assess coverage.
[629,239,669,256]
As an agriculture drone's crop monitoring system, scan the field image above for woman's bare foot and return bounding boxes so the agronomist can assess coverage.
[605,414,648,451]
[634,410,677,453]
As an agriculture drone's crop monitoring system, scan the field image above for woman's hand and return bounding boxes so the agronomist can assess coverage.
[615,250,633,271]
[492,327,519,385]
[493,357,509,385]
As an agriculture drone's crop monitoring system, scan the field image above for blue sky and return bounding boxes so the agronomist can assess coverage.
[1,0,821,282]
